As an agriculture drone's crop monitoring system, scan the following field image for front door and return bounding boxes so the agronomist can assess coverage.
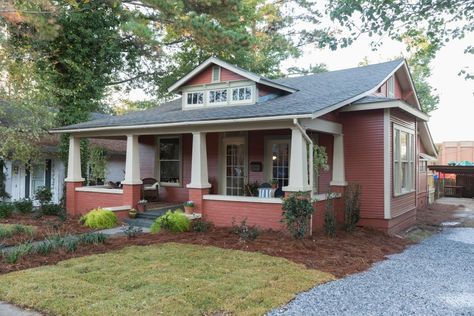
[224,138,246,196]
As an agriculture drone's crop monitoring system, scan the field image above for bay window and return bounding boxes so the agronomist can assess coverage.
[158,137,181,186]
[393,125,415,195]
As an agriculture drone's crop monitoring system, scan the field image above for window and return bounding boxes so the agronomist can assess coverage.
[158,137,181,186]
[209,89,228,104]
[266,139,290,188]
[393,126,415,195]
[212,66,220,82]
[231,86,252,102]
[387,76,395,98]
[186,92,203,105]
[419,160,427,172]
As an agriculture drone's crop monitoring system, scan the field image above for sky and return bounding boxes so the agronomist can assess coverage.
[283,33,474,143]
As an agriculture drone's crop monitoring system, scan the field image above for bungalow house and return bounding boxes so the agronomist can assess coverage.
[51,57,437,234]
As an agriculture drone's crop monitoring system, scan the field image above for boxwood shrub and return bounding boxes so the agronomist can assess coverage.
[80,208,118,229]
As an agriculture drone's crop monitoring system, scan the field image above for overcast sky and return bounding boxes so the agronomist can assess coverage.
[283,33,474,143]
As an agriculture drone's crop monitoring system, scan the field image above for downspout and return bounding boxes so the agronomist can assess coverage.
[292,118,314,236]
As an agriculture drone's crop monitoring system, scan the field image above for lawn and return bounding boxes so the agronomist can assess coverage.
[0,243,333,315]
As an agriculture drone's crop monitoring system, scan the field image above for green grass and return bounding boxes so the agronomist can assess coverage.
[0,243,333,315]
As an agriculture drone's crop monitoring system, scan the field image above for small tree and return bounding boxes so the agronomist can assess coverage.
[344,183,362,232]
[281,192,314,239]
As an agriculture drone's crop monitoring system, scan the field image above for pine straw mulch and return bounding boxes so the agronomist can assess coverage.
[416,203,464,227]
[0,214,94,247]
[0,226,410,278]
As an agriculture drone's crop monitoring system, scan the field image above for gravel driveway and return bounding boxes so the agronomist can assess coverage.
[269,212,474,315]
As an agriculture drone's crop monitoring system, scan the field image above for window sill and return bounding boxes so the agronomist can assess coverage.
[312,193,342,201]
[393,189,416,197]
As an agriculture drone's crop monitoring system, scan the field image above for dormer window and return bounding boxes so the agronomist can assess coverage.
[232,86,252,102]
[209,89,228,104]
[212,66,220,82]
[186,92,204,105]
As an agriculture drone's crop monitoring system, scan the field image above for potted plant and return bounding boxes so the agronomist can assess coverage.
[184,201,195,214]
[270,179,279,189]
[129,208,137,218]
[137,199,147,212]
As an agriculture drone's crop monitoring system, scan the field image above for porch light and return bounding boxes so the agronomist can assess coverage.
[272,155,277,161]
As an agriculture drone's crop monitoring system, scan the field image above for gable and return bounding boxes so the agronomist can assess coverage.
[186,65,247,86]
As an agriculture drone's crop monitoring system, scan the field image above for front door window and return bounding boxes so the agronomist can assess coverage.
[225,143,245,196]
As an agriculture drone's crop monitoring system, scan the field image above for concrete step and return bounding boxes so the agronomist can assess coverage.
[124,218,155,228]
[141,204,184,219]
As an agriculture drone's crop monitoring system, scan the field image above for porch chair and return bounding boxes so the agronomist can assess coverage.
[142,178,160,202]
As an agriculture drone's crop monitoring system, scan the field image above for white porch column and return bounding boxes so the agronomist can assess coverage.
[65,136,84,182]
[330,134,347,186]
[122,134,142,185]
[283,127,311,192]
[187,132,211,189]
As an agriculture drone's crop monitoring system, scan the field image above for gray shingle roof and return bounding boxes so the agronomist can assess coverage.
[55,59,404,131]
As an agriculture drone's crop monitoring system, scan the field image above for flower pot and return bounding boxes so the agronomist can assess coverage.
[129,211,137,218]
[184,206,194,214]
[271,184,278,189]
[137,204,145,212]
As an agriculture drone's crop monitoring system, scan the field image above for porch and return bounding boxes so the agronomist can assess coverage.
[64,118,347,231]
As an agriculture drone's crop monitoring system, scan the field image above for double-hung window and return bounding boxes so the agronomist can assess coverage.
[158,137,181,186]
[393,125,415,195]
[387,76,395,98]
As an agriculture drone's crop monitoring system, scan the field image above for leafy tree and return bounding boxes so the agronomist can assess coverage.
[326,0,473,79]
[287,63,328,76]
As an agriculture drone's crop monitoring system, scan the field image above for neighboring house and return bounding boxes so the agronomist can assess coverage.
[2,113,126,204]
[52,57,437,234]
[437,141,474,165]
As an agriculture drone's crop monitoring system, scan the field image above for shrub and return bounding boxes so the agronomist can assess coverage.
[13,199,33,214]
[0,202,15,219]
[62,235,79,252]
[191,220,213,233]
[34,187,52,206]
[0,224,35,240]
[150,209,190,233]
[79,232,108,244]
[232,218,260,241]
[324,192,337,238]
[41,203,63,216]
[344,183,362,232]
[80,208,118,229]
[281,192,314,239]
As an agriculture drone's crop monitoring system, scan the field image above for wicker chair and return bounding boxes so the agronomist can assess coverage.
[142,178,160,202]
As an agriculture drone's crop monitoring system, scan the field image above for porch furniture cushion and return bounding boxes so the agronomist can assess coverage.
[260,182,272,188]
[258,188,274,198]
[142,178,160,201]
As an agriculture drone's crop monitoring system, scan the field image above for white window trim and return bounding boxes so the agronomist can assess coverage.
[393,124,415,196]
[231,86,254,105]
[208,88,229,106]
[185,91,204,106]
[156,135,182,187]
[212,66,221,83]
[388,76,395,98]
[264,136,291,186]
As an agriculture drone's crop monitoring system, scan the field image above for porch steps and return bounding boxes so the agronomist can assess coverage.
[124,203,184,228]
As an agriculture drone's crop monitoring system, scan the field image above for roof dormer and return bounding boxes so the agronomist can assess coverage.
[167,57,297,110]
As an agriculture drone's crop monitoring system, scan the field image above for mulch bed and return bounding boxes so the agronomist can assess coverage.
[0,227,410,278]
[416,203,463,227]
[0,214,94,247]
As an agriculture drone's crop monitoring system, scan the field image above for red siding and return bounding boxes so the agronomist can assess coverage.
[185,65,245,86]
[257,84,280,97]
[341,110,385,219]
